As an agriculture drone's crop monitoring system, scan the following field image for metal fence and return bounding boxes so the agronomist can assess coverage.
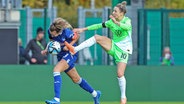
[138,9,184,65]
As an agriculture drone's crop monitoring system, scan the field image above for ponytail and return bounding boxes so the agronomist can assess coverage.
[116,1,127,13]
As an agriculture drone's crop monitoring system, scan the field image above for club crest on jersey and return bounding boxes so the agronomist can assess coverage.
[62,38,65,42]
[115,30,122,37]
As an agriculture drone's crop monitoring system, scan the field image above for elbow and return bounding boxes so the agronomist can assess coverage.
[72,32,80,41]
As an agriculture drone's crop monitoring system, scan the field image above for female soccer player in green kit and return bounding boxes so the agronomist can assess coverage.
[65,1,132,104]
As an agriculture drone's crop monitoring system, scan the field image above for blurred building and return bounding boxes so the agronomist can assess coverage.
[0,0,21,64]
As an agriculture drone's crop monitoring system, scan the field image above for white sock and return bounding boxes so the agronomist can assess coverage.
[91,90,97,97]
[76,77,82,84]
[54,97,60,102]
[74,36,96,52]
[118,76,126,99]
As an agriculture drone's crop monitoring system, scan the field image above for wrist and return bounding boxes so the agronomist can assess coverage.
[83,28,87,31]
[116,21,120,26]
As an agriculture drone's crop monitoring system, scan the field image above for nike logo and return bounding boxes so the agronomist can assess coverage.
[54,81,60,84]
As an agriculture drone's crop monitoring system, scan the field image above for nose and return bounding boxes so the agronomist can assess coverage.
[112,10,115,13]
[112,11,115,15]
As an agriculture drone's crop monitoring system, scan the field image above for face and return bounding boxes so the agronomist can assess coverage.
[37,32,44,40]
[49,30,59,37]
[112,7,124,19]
[164,47,170,54]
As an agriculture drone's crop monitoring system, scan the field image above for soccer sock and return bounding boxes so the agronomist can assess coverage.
[118,76,126,99]
[53,72,61,102]
[74,36,96,52]
[76,78,97,97]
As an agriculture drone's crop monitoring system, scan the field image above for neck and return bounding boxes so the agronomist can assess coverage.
[36,36,40,41]
[117,16,124,22]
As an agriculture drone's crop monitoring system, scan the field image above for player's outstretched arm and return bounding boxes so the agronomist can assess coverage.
[73,28,88,34]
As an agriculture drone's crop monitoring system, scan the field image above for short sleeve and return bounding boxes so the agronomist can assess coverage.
[104,20,112,28]
[65,29,74,39]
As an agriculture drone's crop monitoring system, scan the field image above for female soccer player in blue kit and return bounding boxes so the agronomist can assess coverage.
[41,18,101,104]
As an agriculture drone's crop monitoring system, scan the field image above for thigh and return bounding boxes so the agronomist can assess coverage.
[94,35,112,51]
[114,48,129,64]
[66,67,81,83]
[53,59,69,72]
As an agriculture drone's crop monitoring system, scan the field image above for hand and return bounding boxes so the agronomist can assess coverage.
[41,50,47,55]
[44,59,47,64]
[63,46,69,51]
[31,58,37,63]
[73,28,85,34]
[109,15,116,22]
[109,15,119,24]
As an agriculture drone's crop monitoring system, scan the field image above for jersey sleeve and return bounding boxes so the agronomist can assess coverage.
[65,29,75,39]
[87,23,103,30]
[86,19,113,30]
[104,20,112,28]
[119,19,132,30]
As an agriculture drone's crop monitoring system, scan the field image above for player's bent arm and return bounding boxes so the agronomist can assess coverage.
[63,32,80,51]
[119,20,132,30]
[70,32,80,45]
[41,39,53,55]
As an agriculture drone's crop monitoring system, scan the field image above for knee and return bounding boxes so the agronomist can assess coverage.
[117,72,124,78]
[53,67,60,72]
[94,34,102,43]
[72,77,81,84]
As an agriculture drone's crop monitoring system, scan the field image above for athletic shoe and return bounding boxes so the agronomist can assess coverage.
[120,97,127,104]
[64,41,76,55]
[93,90,101,104]
[45,99,60,104]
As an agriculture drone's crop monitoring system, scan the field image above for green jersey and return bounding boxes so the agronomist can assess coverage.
[87,16,133,54]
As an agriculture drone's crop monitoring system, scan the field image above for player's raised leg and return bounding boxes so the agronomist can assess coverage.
[64,36,96,55]
[66,67,101,104]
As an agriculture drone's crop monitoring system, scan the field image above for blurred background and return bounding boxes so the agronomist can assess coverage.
[0,0,184,103]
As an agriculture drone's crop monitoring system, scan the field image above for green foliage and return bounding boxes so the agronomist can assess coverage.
[144,0,184,17]
[22,0,111,27]
[22,0,47,8]
[52,0,111,27]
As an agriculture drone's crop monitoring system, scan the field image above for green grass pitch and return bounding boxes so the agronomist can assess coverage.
[0,102,184,104]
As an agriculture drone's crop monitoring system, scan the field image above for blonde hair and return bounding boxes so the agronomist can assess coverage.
[49,18,73,33]
[116,1,127,13]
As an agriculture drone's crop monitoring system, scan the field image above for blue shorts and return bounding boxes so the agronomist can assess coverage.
[57,52,78,73]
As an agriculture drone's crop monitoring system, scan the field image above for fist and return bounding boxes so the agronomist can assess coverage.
[41,50,47,55]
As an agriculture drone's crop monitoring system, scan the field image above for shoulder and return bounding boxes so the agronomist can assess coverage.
[123,16,131,22]
[120,16,131,25]
[29,39,36,43]
[106,19,113,23]
[63,28,73,36]
[41,39,47,43]
[105,19,114,26]
[63,28,73,33]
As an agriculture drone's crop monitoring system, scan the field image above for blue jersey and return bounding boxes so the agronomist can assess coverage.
[48,28,78,72]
